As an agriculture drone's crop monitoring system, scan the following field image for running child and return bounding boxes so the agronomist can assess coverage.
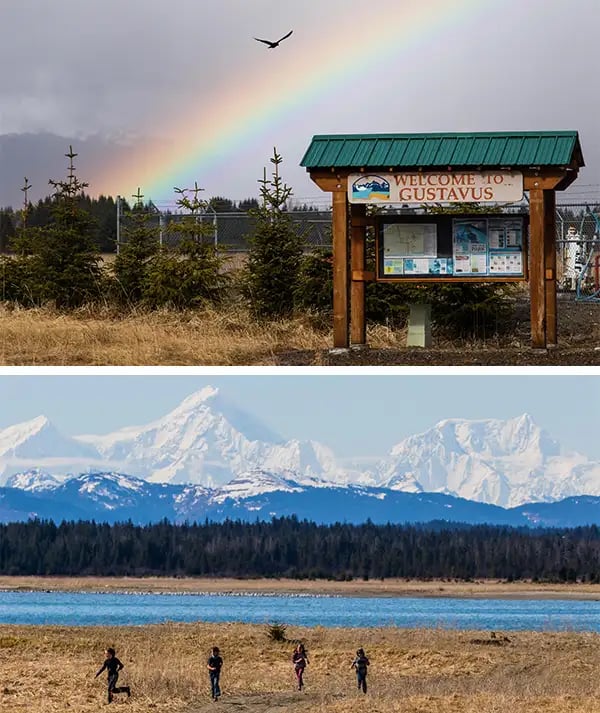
[292,643,309,691]
[95,647,131,703]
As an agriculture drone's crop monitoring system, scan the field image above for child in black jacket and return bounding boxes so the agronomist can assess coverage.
[351,648,370,693]
[95,647,131,703]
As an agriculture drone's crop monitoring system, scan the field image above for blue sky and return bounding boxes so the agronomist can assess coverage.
[1,374,599,459]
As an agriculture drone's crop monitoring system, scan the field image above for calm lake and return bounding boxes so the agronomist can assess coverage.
[0,591,599,631]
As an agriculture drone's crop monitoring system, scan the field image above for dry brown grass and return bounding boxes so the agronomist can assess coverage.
[1,577,599,601]
[0,622,598,713]
[0,303,408,366]
[1,294,598,366]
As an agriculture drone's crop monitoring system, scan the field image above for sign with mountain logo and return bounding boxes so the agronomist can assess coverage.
[349,171,523,204]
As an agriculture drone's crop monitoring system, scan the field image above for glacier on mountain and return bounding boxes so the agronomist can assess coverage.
[377,414,598,507]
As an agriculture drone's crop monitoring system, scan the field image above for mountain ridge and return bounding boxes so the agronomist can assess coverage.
[2,468,599,528]
[1,390,599,508]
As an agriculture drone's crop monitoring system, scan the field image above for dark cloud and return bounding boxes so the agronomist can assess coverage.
[0,0,598,205]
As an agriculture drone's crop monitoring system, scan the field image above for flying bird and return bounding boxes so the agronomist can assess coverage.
[254,30,293,49]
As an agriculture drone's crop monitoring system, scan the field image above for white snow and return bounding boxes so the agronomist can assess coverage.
[6,469,61,492]
[75,388,346,487]
[377,414,600,506]
[210,470,304,504]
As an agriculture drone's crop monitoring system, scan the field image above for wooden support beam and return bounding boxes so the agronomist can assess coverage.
[554,170,580,191]
[350,216,376,228]
[350,203,367,346]
[351,270,375,282]
[529,188,547,349]
[544,190,557,346]
[523,174,567,191]
[309,171,349,192]
[332,191,349,348]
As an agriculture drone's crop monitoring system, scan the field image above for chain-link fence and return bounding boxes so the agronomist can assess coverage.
[117,209,332,252]
[555,204,600,299]
[117,202,600,298]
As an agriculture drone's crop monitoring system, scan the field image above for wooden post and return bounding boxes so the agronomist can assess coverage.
[544,190,557,346]
[332,190,349,348]
[350,203,367,345]
[529,187,547,349]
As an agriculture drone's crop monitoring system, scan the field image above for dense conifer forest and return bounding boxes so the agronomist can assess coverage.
[1,518,599,582]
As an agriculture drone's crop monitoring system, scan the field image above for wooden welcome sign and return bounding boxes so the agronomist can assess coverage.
[301,131,584,350]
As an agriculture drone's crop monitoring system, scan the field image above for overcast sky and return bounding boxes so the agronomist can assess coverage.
[1,0,599,206]
[1,374,599,460]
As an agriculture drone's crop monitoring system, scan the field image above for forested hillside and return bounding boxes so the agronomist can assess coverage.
[1,518,598,582]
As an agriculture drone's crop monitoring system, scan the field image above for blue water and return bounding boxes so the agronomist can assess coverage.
[0,591,599,631]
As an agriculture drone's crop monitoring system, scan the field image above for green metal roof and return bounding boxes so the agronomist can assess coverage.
[301,131,584,170]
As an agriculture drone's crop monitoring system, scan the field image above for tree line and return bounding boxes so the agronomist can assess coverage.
[1,517,599,582]
[0,196,294,254]
[0,192,322,256]
[0,194,119,253]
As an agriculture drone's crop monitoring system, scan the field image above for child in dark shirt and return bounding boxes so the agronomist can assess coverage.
[207,646,223,701]
[291,643,309,690]
[351,647,370,693]
[95,647,131,703]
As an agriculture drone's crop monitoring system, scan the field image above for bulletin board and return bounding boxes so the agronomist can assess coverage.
[377,214,528,282]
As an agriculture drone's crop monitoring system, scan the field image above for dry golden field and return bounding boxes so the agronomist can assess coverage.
[0,621,598,713]
[0,304,403,366]
[1,295,599,366]
[1,577,599,601]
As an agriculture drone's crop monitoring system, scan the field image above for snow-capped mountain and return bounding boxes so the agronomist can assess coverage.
[76,386,347,487]
[1,391,600,510]
[1,469,599,528]
[376,414,599,507]
[0,416,104,485]
[6,469,62,492]
[210,470,306,503]
[0,415,100,461]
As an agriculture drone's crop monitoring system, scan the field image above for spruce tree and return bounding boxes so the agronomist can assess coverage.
[12,148,103,308]
[209,196,235,212]
[113,188,160,305]
[294,248,333,313]
[244,149,304,317]
[0,209,15,253]
[143,183,227,308]
[1,180,31,302]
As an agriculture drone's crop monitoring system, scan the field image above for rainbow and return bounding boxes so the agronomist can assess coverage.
[95,0,493,202]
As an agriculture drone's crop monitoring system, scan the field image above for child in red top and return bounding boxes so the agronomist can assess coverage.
[291,643,309,690]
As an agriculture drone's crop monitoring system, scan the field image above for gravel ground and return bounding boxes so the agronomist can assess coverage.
[275,294,600,366]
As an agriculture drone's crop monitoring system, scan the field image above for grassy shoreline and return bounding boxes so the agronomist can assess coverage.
[1,576,599,600]
[0,621,598,712]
